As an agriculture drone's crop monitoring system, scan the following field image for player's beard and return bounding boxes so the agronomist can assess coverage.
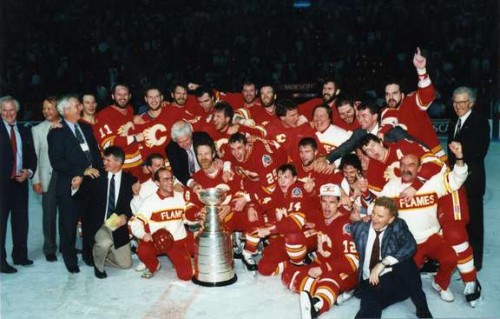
[114,99,129,108]
[262,96,275,108]
[323,93,336,104]
[199,159,212,170]
[387,98,401,108]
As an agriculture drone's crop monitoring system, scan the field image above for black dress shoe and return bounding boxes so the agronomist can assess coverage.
[13,259,34,266]
[94,266,107,279]
[416,307,433,318]
[67,266,80,273]
[1,263,18,274]
[45,254,58,262]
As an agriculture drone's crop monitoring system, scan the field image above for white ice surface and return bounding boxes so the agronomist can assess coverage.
[1,142,499,319]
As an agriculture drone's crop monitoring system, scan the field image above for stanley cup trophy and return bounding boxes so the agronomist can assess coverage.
[192,187,237,286]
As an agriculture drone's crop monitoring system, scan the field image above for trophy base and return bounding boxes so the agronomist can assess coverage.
[192,274,238,287]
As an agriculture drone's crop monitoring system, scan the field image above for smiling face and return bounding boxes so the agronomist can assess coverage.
[322,81,337,104]
[156,169,174,195]
[337,103,356,125]
[453,92,473,118]
[229,140,247,162]
[42,100,59,122]
[242,83,257,104]
[171,86,187,106]
[356,108,378,131]
[371,204,395,231]
[145,89,163,111]
[112,85,131,108]
[400,154,421,183]
[313,107,331,132]
[260,86,276,108]
[196,145,215,170]
[1,100,18,125]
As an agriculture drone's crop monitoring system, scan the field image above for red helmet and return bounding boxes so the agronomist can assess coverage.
[152,228,174,253]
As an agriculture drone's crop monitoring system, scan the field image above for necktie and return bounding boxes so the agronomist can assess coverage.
[10,124,17,178]
[74,123,92,165]
[454,119,462,138]
[369,230,382,270]
[107,174,116,218]
[187,148,196,175]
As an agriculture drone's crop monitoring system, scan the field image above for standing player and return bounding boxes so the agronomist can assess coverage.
[94,83,144,178]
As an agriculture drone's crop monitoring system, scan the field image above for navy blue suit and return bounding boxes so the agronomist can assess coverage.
[352,218,429,318]
[48,120,101,270]
[1,122,37,266]
[447,109,490,270]
[74,170,137,259]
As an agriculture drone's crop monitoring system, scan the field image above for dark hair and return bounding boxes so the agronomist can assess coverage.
[275,99,298,117]
[312,103,332,121]
[103,146,125,164]
[194,138,216,156]
[144,153,164,167]
[298,137,318,150]
[277,163,297,177]
[214,101,234,121]
[336,97,355,109]
[228,132,247,145]
[339,153,362,171]
[374,196,398,217]
[112,82,130,94]
[358,133,382,154]
[194,86,214,98]
[153,167,171,182]
[144,86,163,96]
[170,82,188,94]
[356,101,379,116]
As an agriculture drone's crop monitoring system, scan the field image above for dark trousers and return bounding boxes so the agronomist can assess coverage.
[465,189,484,270]
[1,179,29,265]
[355,259,429,319]
[57,194,81,269]
[42,172,58,255]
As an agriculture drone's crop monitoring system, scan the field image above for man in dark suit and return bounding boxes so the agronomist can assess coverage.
[48,95,102,273]
[72,146,137,278]
[165,120,212,187]
[351,197,432,319]
[447,86,490,271]
[0,96,37,274]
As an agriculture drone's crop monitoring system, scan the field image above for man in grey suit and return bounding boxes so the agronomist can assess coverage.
[351,197,432,319]
[32,97,60,262]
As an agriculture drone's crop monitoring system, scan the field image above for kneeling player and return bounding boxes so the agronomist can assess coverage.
[129,168,194,280]
[281,184,358,319]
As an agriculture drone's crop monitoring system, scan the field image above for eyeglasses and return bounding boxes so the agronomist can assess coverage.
[453,100,469,106]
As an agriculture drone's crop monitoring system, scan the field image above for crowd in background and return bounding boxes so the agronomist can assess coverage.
[1,0,498,120]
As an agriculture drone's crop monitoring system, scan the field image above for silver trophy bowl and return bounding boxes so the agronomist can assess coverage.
[192,187,237,286]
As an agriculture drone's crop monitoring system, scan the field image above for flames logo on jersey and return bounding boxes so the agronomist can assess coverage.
[262,154,273,167]
[143,124,168,148]
[291,187,303,198]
